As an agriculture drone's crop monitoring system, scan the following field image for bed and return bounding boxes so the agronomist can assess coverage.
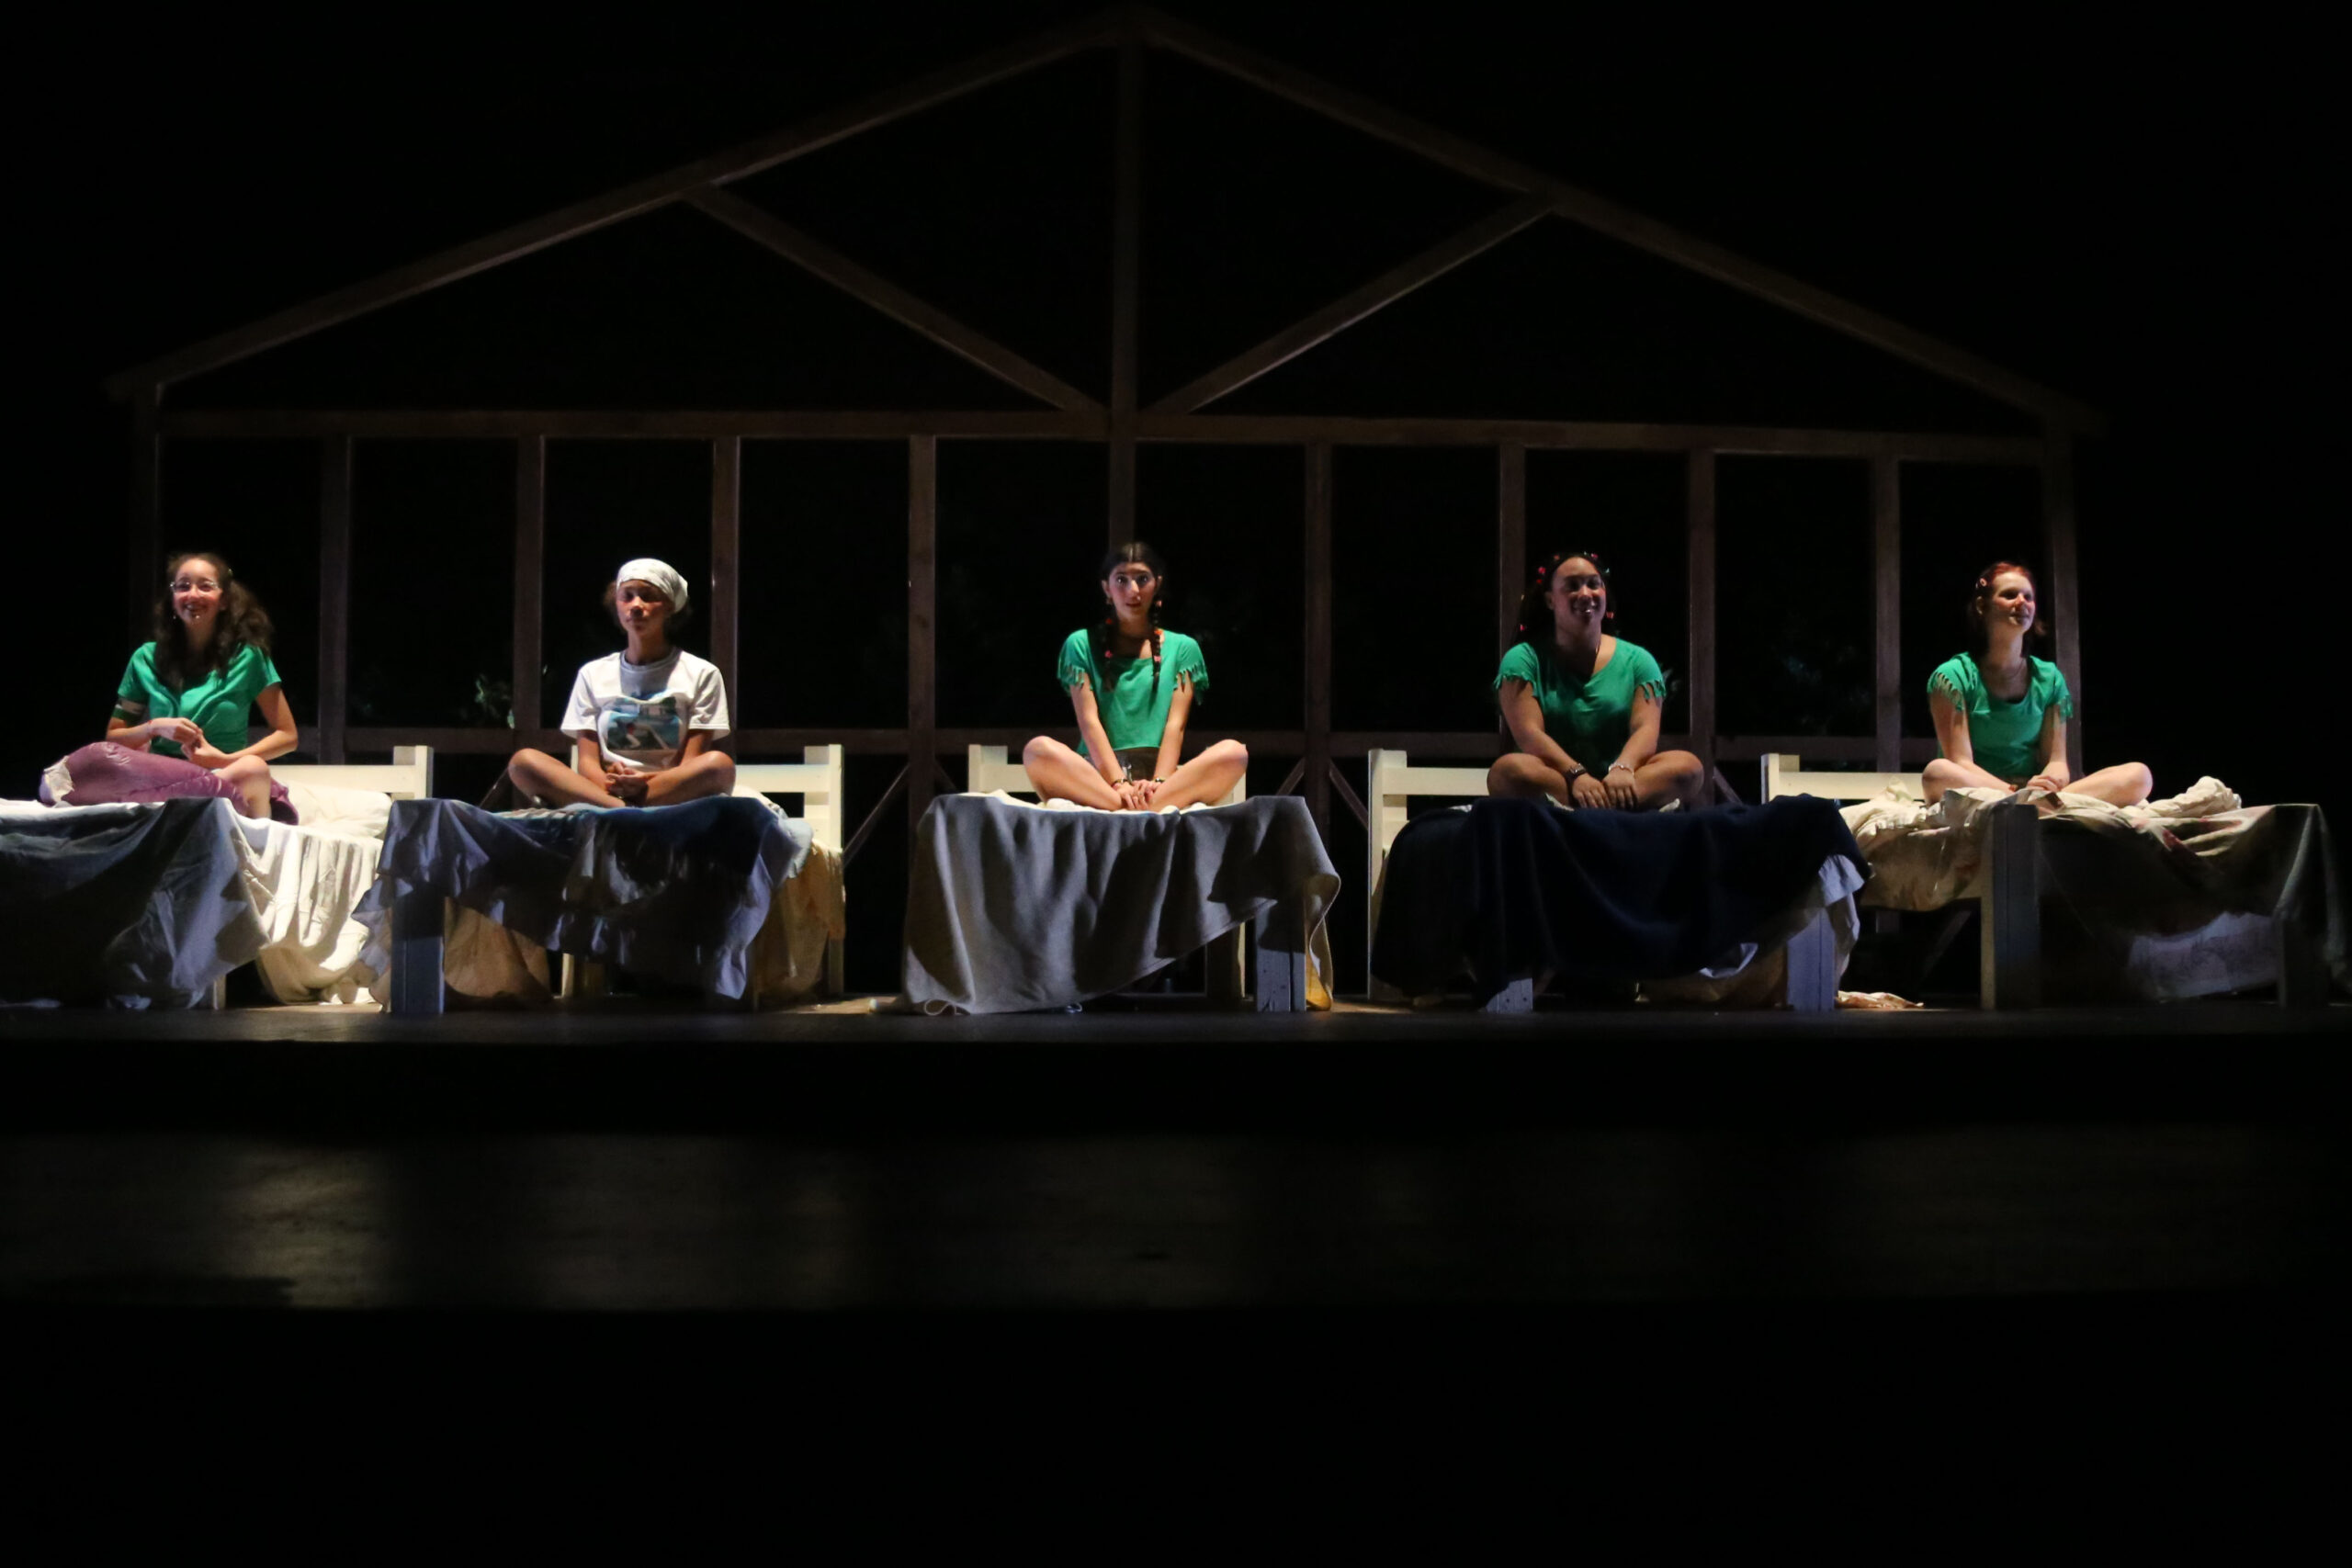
[890,745,1339,1014]
[1768,753,2341,1007]
[1364,749,1861,1011]
[364,746,848,1015]
[0,747,432,1009]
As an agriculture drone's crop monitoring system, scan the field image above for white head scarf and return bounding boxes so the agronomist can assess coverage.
[616,558,689,615]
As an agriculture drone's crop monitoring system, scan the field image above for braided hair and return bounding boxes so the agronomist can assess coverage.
[1093,540,1170,701]
[1513,549,1615,652]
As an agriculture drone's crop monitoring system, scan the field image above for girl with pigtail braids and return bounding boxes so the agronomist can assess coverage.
[1023,541,1250,811]
[1487,550,1705,811]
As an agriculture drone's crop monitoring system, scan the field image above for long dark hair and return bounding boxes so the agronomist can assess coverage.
[1963,559,2051,660]
[152,550,274,691]
[1513,549,1615,652]
[1091,540,1169,704]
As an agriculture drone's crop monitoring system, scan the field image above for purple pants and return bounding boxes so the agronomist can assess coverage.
[40,742,299,825]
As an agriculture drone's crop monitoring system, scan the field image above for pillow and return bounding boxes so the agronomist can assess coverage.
[281,781,393,839]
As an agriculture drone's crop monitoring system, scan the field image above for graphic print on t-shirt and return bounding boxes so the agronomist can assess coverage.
[601,695,684,761]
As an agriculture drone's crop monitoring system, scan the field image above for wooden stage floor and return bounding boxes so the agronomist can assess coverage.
[5,999,2344,1321]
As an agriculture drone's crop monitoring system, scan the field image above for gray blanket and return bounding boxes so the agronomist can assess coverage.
[0,799,264,1007]
[903,794,1340,1013]
[356,797,810,999]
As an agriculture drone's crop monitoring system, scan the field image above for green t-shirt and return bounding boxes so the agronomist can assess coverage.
[113,641,284,759]
[1057,628,1209,755]
[1494,637,1668,770]
[1928,651,2073,784]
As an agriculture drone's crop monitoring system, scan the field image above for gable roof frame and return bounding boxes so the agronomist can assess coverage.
[104,4,2100,435]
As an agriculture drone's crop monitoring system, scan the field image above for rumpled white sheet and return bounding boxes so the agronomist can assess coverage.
[3,785,394,1006]
[1841,775,2245,910]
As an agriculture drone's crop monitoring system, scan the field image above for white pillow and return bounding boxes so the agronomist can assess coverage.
[282,781,393,839]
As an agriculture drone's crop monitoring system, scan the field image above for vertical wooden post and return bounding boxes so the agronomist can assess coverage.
[513,436,546,741]
[317,436,353,764]
[908,434,939,844]
[1304,442,1333,834]
[1871,454,1901,773]
[1686,449,1718,776]
[1107,25,1143,546]
[709,436,742,737]
[2041,431,2084,774]
[127,385,162,646]
[1497,443,1526,660]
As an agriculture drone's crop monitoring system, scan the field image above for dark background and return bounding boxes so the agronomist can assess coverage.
[17,5,2337,991]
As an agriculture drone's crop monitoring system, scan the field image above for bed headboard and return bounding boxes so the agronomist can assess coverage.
[738,745,846,852]
[1366,749,1493,987]
[567,741,846,850]
[1758,753,1915,803]
[274,745,435,799]
[966,744,1246,807]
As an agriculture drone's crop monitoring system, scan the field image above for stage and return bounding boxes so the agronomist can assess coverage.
[6,1000,2343,1314]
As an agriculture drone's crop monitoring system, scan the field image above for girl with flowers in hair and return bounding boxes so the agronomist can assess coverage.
[1022,541,1248,810]
[43,550,300,821]
[1922,561,2149,805]
[506,558,738,808]
[1487,550,1704,811]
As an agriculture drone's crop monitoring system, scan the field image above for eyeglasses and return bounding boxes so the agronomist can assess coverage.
[170,579,220,593]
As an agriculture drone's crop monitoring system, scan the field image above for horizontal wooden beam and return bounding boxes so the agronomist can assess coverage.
[1148,193,1555,413]
[331,725,1940,768]
[159,407,2041,461]
[159,409,1105,440]
[1134,5,2100,433]
[103,10,1121,398]
[688,188,1102,414]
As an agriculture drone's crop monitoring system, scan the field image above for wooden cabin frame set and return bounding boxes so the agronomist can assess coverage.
[108,6,2099,869]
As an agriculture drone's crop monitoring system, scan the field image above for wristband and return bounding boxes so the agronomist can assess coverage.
[1607,760,1635,773]
[1563,763,1588,780]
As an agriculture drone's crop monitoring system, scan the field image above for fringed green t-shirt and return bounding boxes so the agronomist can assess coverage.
[1058,628,1209,755]
[1928,651,2073,783]
[112,641,283,759]
[1494,637,1667,770]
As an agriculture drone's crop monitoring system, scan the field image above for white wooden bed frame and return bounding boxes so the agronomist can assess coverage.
[272,744,435,799]
[1760,752,2037,1009]
[964,743,1263,1006]
[1365,748,1839,1012]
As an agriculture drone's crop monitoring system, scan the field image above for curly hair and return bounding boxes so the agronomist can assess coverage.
[1963,559,2051,658]
[152,550,274,692]
[1512,549,1616,649]
[1091,540,1170,703]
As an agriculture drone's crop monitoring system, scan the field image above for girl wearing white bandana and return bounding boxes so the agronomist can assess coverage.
[505,559,738,808]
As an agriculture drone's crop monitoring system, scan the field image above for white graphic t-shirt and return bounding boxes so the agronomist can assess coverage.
[560,649,730,774]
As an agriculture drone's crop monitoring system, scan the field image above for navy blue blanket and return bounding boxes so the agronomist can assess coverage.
[356,796,805,998]
[1370,796,1864,998]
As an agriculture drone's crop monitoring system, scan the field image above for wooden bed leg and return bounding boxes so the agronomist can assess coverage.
[1784,907,1837,1012]
[1479,978,1534,1014]
[825,937,846,998]
[1205,926,1245,1006]
[1253,902,1306,1012]
[388,889,445,1017]
[1979,800,2041,1010]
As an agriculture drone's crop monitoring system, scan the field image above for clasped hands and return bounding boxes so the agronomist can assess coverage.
[1108,774,1163,811]
[1568,763,1641,811]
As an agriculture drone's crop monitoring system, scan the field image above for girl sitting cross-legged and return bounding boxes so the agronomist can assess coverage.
[1021,541,1248,811]
[1486,550,1705,811]
[506,558,737,808]
[1923,559,2150,807]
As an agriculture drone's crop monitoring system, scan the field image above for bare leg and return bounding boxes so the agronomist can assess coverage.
[1635,750,1707,809]
[2064,761,2154,807]
[640,750,737,807]
[1487,752,1570,805]
[1153,739,1250,810]
[1023,736,1124,808]
[508,747,622,808]
[218,755,273,819]
[1922,756,2012,804]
